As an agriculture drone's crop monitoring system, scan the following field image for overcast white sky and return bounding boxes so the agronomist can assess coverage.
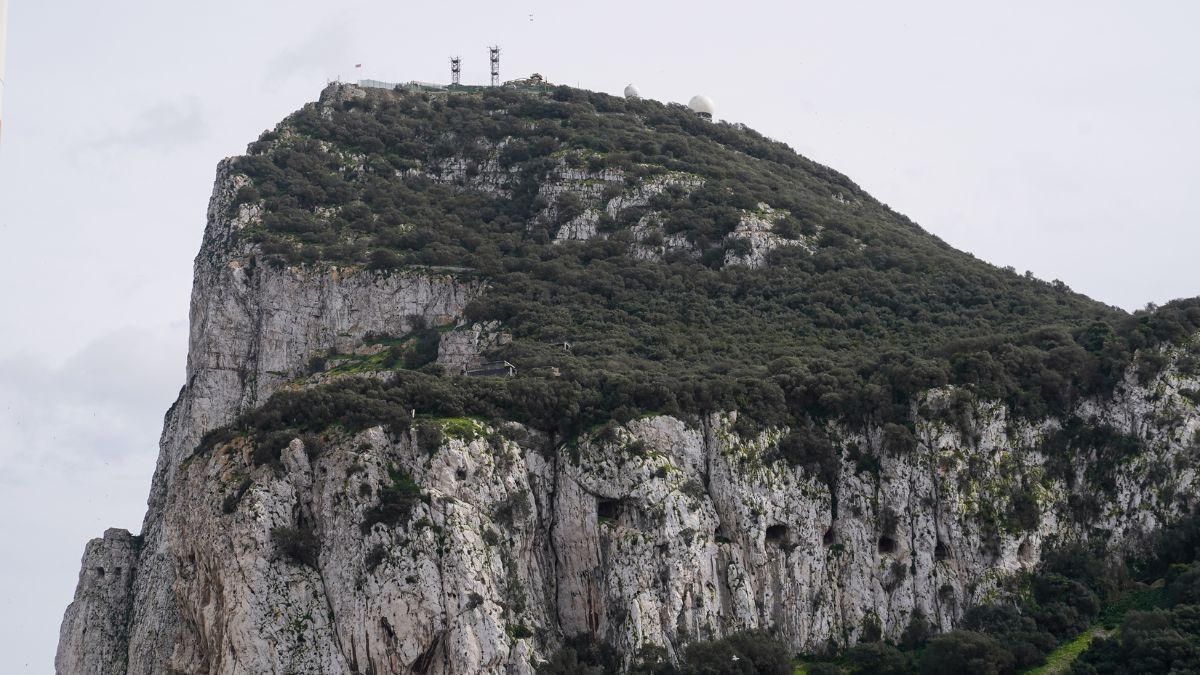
[1,0,1198,670]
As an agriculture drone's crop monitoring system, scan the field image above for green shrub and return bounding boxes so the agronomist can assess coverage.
[918,631,1014,675]
[492,490,532,528]
[271,526,320,567]
[364,543,387,572]
[506,623,534,640]
[360,467,426,531]
[775,426,839,488]
[680,630,792,675]
[415,421,445,449]
[221,477,253,514]
[901,610,932,649]
[845,642,911,674]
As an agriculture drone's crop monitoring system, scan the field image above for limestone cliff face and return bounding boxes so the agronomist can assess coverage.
[55,111,1200,674]
[56,163,484,674]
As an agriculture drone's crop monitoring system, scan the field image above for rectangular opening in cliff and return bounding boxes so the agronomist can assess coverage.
[597,498,620,524]
[765,524,791,547]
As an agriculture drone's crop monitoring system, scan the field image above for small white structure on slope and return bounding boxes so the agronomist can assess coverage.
[624,83,641,100]
[688,94,715,120]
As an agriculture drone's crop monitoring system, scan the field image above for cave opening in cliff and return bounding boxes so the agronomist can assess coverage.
[765,524,790,546]
[597,498,620,522]
[823,528,836,546]
[878,535,897,554]
[934,540,950,561]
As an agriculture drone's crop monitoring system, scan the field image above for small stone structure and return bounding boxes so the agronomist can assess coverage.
[464,360,516,377]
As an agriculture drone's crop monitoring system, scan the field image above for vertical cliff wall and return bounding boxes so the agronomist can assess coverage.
[57,163,485,674]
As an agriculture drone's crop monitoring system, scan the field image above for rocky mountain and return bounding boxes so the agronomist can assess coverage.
[56,82,1200,674]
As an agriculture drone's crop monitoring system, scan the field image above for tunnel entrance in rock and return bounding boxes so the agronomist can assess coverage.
[934,540,950,561]
[878,535,897,554]
[765,525,790,546]
[597,498,621,522]
[823,528,837,546]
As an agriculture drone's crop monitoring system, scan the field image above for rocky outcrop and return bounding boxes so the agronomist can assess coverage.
[56,529,139,675]
[722,203,817,268]
[56,159,485,674]
[58,339,1200,675]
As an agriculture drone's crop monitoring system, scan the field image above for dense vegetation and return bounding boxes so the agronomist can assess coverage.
[536,630,793,675]
[791,508,1200,674]
[220,83,1200,440]
[534,530,1200,675]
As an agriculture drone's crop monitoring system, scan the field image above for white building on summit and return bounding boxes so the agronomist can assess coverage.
[689,94,715,120]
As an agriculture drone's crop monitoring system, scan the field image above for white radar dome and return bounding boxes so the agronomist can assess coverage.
[624,84,641,100]
[688,94,715,117]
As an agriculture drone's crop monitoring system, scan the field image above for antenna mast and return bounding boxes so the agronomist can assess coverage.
[450,56,461,86]
[489,46,500,87]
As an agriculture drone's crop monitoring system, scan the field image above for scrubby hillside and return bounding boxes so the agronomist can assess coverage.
[223,83,1200,435]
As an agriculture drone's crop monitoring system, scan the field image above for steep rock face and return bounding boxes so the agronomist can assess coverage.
[60,349,1200,675]
[55,529,139,675]
[57,164,484,674]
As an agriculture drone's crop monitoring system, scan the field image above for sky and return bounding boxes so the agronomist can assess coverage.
[0,0,1198,670]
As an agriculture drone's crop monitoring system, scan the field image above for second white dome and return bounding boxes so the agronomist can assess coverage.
[688,94,715,115]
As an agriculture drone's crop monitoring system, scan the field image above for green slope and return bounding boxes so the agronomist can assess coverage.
[220,83,1200,437]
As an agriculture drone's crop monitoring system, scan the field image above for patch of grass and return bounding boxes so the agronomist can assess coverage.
[1023,627,1102,675]
[437,416,486,441]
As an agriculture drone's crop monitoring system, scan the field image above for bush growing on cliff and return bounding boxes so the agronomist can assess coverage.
[844,642,912,674]
[360,466,426,531]
[271,525,320,567]
[538,631,791,675]
[900,611,933,649]
[680,629,793,674]
[775,426,839,488]
[918,631,1014,675]
[221,477,253,514]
